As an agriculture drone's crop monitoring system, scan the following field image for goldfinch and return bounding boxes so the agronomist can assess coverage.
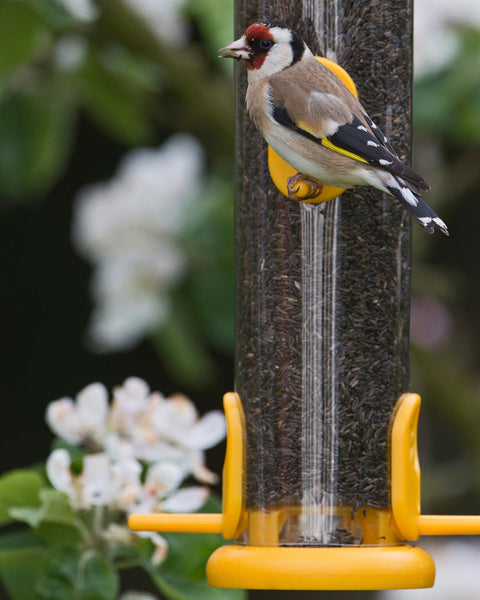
[220,20,449,235]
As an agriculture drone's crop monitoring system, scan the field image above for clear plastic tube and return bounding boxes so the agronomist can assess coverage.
[234,0,412,546]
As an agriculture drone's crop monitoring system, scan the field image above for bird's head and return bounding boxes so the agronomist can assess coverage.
[219,21,306,79]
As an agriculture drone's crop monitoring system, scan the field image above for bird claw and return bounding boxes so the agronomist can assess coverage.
[287,173,323,200]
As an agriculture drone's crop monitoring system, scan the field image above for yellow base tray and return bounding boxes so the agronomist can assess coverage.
[207,545,435,590]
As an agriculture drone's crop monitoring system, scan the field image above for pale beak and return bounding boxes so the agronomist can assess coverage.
[219,36,251,60]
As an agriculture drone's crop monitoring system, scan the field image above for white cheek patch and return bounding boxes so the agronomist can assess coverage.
[269,27,292,44]
[246,27,294,81]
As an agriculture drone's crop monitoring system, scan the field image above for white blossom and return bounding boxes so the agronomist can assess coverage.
[45,377,225,497]
[46,448,74,496]
[44,377,224,570]
[150,536,169,566]
[110,377,152,431]
[161,486,209,513]
[46,383,108,446]
[46,449,143,510]
[72,134,204,352]
[134,530,169,567]
[101,523,135,547]
[82,453,123,506]
[145,462,185,498]
[149,393,227,450]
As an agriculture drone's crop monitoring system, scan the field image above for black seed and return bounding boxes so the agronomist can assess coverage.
[235,0,412,546]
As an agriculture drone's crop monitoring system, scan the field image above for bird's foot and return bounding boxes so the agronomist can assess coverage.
[287,173,323,200]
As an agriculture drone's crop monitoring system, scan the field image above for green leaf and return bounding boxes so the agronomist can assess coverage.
[0,469,43,525]
[189,270,234,352]
[187,0,234,64]
[181,176,234,352]
[0,0,49,89]
[0,530,46,600]
[31,489,76,527]
[36,547,119,600]
[10,489,84,544]
[0,546,45,569]
[36,546,79,600]
[152,301,216,389]
[97,45,163,93]
[78,552,119,600]
[8,506,42,527]
[0,528,43,550]
[35,0,81,29]
[198,493,222,514]
[35,489,84,544]
[143,531,245,600]
[0,90,74,200]
[414,27,480,145]
[74,51,153,145]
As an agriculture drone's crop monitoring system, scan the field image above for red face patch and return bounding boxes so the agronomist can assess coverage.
[246,55,267,70]
[243,23,273,70]
[244,23,273,42]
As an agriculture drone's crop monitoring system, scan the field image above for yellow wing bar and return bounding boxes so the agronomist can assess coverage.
[320,136,369,164]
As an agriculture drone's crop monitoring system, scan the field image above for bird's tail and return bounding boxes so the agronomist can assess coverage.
[384,175,449,236]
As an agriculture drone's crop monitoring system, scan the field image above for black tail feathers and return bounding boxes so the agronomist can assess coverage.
[386,177,449,236]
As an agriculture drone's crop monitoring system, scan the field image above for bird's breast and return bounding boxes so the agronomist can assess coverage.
[245,80,373,190]
[245,80,272,133]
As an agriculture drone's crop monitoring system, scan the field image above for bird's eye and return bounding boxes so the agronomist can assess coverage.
[260,39,273,50]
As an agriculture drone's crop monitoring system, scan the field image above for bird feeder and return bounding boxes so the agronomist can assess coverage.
[129,0,480,591]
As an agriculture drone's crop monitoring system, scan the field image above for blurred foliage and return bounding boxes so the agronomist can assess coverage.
[0,0,234,202]
[0,468,242,600]
[412,26,480,514]
[0,0,235,391]
[414,27,480,145]
[152,179,235,389]
[2,0,480,596]
[0,0,237,597]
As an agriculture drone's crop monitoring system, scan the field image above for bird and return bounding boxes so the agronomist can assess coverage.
[219,20,449,235]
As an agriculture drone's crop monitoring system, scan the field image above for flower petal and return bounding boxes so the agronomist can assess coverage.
[45,398,82,444]
[150,533,169,566]
[161,486,209,513]
[46,449,73,493]
[104,433,136,461]
[133,530,169,566]
[190,452,219,485]
[76,382,109,440]
[146,462,185,496]
[102,523,134,546]
[181,411,226,449]
[150,394,198,441]
[82,453,119,506]
[111,377,150,429]
[116,483,144,513]
[120,377,150,402]
[125,486,156,515]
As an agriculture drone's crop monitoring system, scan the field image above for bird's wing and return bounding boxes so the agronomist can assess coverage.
[269,77,429,191]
